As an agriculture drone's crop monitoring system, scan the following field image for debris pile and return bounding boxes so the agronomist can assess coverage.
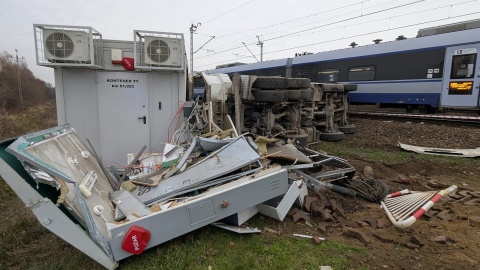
[1,117,358,269]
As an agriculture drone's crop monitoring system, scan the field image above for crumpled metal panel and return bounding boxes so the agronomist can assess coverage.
[398,142,480,157]
[133,136,260,205]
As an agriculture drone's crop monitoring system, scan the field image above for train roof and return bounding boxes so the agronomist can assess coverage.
[292,26,480,66]
[207,58,289,74]
[207,19,480,74]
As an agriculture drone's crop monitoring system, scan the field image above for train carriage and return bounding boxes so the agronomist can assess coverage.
[207,19,480,112]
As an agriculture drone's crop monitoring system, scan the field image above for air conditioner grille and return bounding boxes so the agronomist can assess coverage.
[147,39,170,63]
[45,32,75,58]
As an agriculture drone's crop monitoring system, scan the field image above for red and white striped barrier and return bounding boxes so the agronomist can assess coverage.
[380,185,457,228]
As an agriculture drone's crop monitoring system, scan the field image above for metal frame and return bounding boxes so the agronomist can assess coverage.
[33,24,104,69]
[133,30,185,71]
[0,139,117,269]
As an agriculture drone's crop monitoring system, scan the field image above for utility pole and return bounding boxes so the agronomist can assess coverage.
[15,49,23,109]
[189,22,200,101]
[256,36,264,62]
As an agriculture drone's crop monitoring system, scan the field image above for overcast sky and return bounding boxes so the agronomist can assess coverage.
[1,0,479,85]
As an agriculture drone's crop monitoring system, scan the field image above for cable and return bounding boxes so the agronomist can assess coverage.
[195,0,428,61]
[195,12,480,69]
[209,0,375,48]
[202,0,256,25]
[264,0,475,47]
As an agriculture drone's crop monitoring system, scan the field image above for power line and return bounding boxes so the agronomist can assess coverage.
[198,0,475,62]
[256,0,428,44]
[208,0,376,51]
[195,0,427,61]
[202,0,256,25]
[264,0,475,47]
[0,40,15,53]
[195,12,479,69]
[220,0,395,48]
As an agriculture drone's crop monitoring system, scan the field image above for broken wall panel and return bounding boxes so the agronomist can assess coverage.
[133,136,261,205]
[108,167,289,261]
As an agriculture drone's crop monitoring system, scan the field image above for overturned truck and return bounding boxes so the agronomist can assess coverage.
[198,73,358,143]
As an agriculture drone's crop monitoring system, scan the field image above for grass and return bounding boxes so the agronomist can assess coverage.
[312,137,480,167]
[119,220,365,270]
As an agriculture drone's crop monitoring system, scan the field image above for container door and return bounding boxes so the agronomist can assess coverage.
[97,71,149,165]
[440,45,480,108]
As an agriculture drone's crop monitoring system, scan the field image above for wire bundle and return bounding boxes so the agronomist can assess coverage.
[342,177,389,203]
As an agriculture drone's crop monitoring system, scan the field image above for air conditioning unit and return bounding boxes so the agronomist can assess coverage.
[43,29,90,63]
[144,37,182,67]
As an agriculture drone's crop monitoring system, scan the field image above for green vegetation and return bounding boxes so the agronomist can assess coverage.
[120,222,365,270]
[312,138,479,167]
[0,51,54,112]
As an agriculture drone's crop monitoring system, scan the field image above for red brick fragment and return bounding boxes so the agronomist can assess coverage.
[293,211,311,223]
[343,228,371,245]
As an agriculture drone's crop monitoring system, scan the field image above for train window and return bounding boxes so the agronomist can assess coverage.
[348,66,375,81]
[450,54,476,79]
[318,69,339,82]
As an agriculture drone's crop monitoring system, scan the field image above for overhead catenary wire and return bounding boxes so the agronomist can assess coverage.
[201,0,256,25]
[195,0,428,62]
[195,11,479,69]
[208,0,376,48]
[264,0,475,48]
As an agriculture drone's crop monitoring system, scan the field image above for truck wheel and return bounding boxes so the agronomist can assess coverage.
[287,89,302,101]
[320,132,344,141]
[338,125,357,134]
[251,89,288,102]
[300,89,313,101]
[286,78,311,89]
[252,77,287,89]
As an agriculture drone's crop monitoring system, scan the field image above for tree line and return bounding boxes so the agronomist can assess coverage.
[0,51,54,112]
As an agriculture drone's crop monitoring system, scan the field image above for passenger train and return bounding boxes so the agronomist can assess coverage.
[205,19,480,112]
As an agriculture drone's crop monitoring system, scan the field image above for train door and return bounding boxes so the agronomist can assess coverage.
[440,44,480,108]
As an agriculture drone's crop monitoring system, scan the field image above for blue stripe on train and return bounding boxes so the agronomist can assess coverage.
[349,93,441,108]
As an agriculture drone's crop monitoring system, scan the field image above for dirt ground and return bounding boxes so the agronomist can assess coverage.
[262,118,480,270]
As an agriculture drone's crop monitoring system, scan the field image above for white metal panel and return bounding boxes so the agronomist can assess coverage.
[0,158,118,270]
[96,71,149,165]
[440,44,480,107]
[149,72,178,148]
[61,69,100,150]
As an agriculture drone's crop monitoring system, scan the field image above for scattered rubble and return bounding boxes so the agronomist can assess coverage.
[343,228,371,245]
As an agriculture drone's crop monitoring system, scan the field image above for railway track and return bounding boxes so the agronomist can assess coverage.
[349,110,480,125]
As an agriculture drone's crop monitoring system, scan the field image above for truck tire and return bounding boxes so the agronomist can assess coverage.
[287,89,302,101]
[300,89,314,101]
[286,78,311,89]
[252,77,287,89]
[338,125,357,134]
[320,132,344,142]
[251,89,288,102]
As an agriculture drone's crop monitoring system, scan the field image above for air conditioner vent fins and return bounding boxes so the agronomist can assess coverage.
[146,39,170,63]
[45,32,75,58]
